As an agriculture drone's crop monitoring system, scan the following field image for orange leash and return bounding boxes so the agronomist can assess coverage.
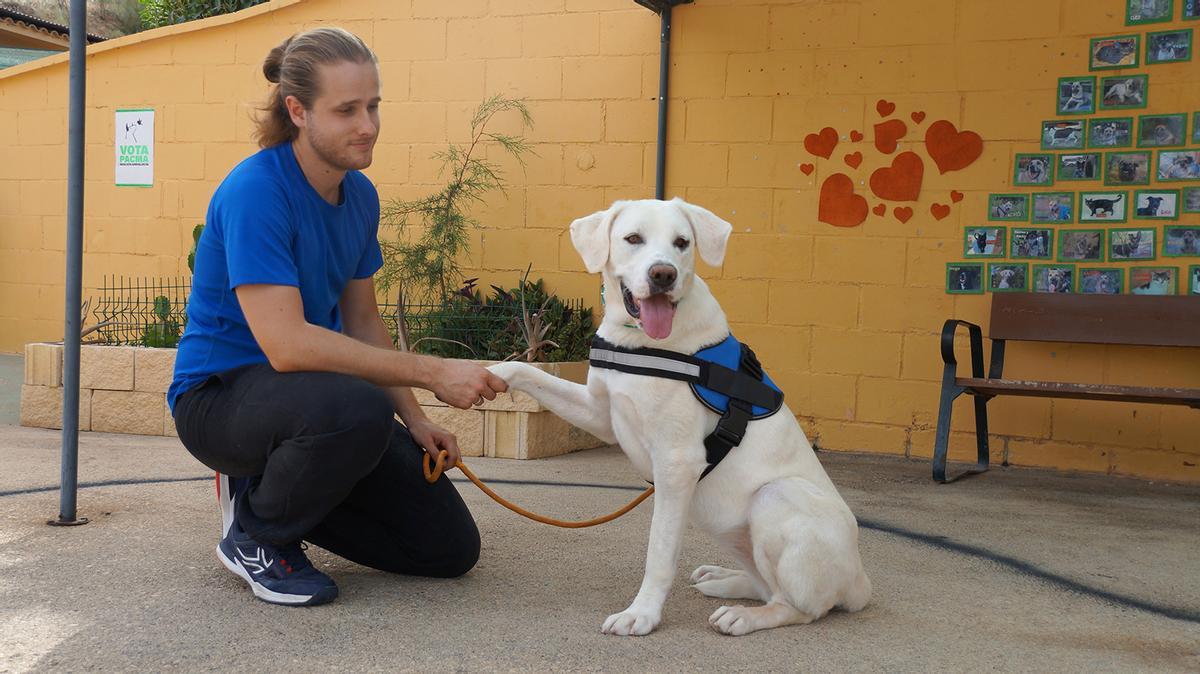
[423,450,654,528]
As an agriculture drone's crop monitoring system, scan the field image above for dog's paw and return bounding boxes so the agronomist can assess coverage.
[708,605,756,636]
[689,564,741,584]
[486,361,525,386]
[601,610,659,636]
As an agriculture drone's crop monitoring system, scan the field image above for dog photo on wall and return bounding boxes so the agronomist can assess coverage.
[1011,227,1054,259]
[1183,187,1200,213]
[964,226,1005,257]
[946,263,984,294]
[1105,151,1152,186]
[1157,150,1200,181]
[1080,267,1124,294]
[1033,264,1075,293]
[1091,35,1140,69]
[1146,29,1193,64]
[1032,192,1075,223]
[1109,228,1157,260]
[1058,153,1101,181]
[1042,120,1086,149]
[988,263,1029,292]
[1059,229,1104,261]
[1057,76,1096,114]
[1014,154,1054,186]
[1088,118,1133,148]
[1081,191,1129,222]
[1130,266,1178,294]
[1186,1,1200,19]
[1137,114,1187,147]
[1100,75,1148,110]
[1134,190,1180,219]
[1127,0,1173,25]
[1163,226,1200,255]
[988,194,1030,221]
[1191,265,1200,294]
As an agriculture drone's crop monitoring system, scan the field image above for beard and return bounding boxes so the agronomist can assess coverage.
[304,117,375,172]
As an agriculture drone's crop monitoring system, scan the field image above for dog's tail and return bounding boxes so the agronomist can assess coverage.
[840,570,872,613]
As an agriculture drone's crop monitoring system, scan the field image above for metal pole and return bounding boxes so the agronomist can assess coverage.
[654,4,671,201]
[52,0,88,527]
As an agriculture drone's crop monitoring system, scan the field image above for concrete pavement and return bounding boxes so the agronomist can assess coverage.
[1,423,1198,672]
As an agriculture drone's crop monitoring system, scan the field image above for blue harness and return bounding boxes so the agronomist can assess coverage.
[588,334,784,479]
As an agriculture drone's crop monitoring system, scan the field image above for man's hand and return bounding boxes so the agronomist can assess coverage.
[430,359,509,410]
[407,418,463,468]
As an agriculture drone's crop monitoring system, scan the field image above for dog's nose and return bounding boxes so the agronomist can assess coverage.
[648,264,677,290]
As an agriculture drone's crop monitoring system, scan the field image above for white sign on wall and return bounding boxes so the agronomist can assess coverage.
[115,108,154,187]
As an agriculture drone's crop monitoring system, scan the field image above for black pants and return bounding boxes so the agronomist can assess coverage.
[173,364,480,577]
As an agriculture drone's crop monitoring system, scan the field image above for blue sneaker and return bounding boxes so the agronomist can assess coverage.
[214,478,338,606]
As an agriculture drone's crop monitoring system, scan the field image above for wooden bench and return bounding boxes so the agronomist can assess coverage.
[933,293,1200,482]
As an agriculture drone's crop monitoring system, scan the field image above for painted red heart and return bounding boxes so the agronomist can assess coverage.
[804,127,838,159]
[818,173,869,228]
[869,151,924,202]
[925,120,983,174]
[850,130,864,142]
[800,163,815,175]
[844,152,863,169]
[911,111,926,124]
[894,206,914,223]
[873,119,908,155]
[930,203,951,220]
[872,203,886,216]
[950,190,964,203]
[876,99,896,117]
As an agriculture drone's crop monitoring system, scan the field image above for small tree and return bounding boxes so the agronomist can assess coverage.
[376,95,534,309]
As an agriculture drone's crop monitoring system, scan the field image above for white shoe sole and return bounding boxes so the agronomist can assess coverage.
[215,543,331,606]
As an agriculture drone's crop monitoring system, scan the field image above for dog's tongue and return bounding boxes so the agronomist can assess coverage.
[639,294,675,339]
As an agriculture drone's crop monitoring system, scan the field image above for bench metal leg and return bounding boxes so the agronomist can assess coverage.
[933,384,991,483]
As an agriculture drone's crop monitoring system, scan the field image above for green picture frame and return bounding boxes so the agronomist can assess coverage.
[1182,186,1200,212]
[1098,74,1149,111]
[1162,225,1200,256]
[1126,0,1173,25]
[1041,119,1086,150]
[1155,149,1200,182]
[1189,265,1200,296]
[1129,266,1179,295]
[987,193,1030,221]
[1058,229,1105,262]
[1079,267,1124,294]
[1108,227,1157,261]
[1080,191,1130,223]
[946,262,985,294]
[1189,1,1200,20]
[1194,112,1200,142]
[1146,28,1194,64]
[1104,151,1153,186]
[1087,117,1133,148]
[1132,189,1181,220]
[987,263,1029,292]
[1030,192,1075,224]
[1010,227,1055,259]
[1032,264,1076,293]
[1136,113,1188,147]
[1090,35,1141,70]
[1056,153,1102,181]
[964,226,1006,258]
[1014,153,1055,187]
[1057,76,1097,115]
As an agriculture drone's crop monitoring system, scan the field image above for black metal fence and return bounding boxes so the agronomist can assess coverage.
[87,277,588,360]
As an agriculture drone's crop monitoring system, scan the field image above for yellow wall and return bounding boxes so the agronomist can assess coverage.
[0,0,1197,482]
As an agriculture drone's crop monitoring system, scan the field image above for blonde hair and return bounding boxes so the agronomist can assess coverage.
[254,27,378,148]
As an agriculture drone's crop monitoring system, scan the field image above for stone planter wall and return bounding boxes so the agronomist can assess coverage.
[20,343,603,459]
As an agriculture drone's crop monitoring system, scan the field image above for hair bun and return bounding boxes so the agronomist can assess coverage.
[262,36,294,83]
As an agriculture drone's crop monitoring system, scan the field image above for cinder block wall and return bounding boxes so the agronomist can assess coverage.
[0,0,1197,481]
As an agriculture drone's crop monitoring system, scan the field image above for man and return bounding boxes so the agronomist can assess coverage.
[169,27,507,607]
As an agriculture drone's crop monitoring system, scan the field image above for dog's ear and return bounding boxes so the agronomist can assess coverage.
[672,198,732,267]
[569,201,627,274]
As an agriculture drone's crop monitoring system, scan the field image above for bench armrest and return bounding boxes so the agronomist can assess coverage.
[939,319,986,379]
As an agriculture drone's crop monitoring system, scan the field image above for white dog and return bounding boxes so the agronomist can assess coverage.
[488,198,871,636]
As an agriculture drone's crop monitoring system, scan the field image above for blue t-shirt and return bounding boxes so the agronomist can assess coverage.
[167,142,384,413]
